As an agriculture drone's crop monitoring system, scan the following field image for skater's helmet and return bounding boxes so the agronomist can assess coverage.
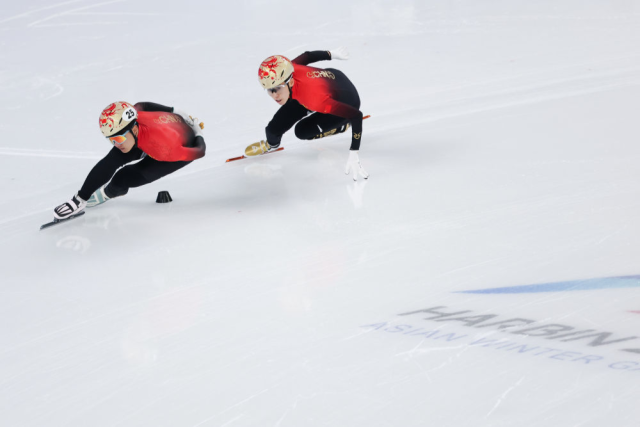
[258,55,294,89]
[99,101,138,137]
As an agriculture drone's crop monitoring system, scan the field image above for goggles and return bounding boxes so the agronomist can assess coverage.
[266,75,292,94]
[107,133,128,146]
[106,120,137,146]
[267,84,287,94]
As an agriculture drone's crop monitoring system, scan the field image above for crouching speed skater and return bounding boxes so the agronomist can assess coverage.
[51,101,206,221]
[246,48,369,180]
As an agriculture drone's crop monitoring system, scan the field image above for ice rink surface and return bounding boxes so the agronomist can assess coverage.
[2,0,640,426]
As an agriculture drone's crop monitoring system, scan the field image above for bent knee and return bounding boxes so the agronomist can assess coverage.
[294,123,316,140]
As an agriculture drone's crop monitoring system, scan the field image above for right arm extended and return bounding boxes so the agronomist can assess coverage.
[265,100,309,148]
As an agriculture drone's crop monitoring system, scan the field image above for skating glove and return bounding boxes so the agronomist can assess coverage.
[174,109,204,137]
[330,47,350,60]
[345,150,369,181]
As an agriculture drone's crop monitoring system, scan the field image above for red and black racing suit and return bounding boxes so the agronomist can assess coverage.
[77,102,206,201]
[265,51,363,151]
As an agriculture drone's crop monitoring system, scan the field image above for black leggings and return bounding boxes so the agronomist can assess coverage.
[105,154,190,198]
[294,69,361,140]
[294,113,350,140]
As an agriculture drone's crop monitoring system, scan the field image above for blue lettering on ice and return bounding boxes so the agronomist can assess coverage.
[434,332,467,341]
[457,275,640,294]
[360,323,640,372]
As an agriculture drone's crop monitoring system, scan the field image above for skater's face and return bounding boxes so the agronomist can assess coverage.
[107,126,137,153]
[268,79,293,106]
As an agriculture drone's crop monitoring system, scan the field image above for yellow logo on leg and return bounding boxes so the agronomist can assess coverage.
[313,128,339,140]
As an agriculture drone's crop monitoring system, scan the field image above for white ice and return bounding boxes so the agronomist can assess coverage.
[2,1,640,426]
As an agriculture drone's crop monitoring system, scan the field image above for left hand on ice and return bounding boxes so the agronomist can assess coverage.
[330,47,350,60]
[345,150,369,181]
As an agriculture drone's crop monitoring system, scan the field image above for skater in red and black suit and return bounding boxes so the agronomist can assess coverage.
[52,101,206,220]
[246,48,369,180]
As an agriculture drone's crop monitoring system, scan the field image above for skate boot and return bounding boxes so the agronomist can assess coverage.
[245,140,276,156]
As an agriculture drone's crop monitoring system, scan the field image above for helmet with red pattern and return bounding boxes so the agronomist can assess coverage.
[99,101,137,137]
[258,55,294,89]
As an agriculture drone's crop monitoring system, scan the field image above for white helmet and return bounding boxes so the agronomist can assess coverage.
[99,101,138,137]
[258,55,294,89]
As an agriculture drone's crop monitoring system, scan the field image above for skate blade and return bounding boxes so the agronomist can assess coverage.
[226,147,284,163]
[40,211,86,230]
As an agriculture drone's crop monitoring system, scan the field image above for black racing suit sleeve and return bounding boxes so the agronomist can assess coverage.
[292,51,331,66]
[134,102,174,113]
[320,98,364,150]
[265,99,309,147]
[77,146,144,201]
[189,136,206,159]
